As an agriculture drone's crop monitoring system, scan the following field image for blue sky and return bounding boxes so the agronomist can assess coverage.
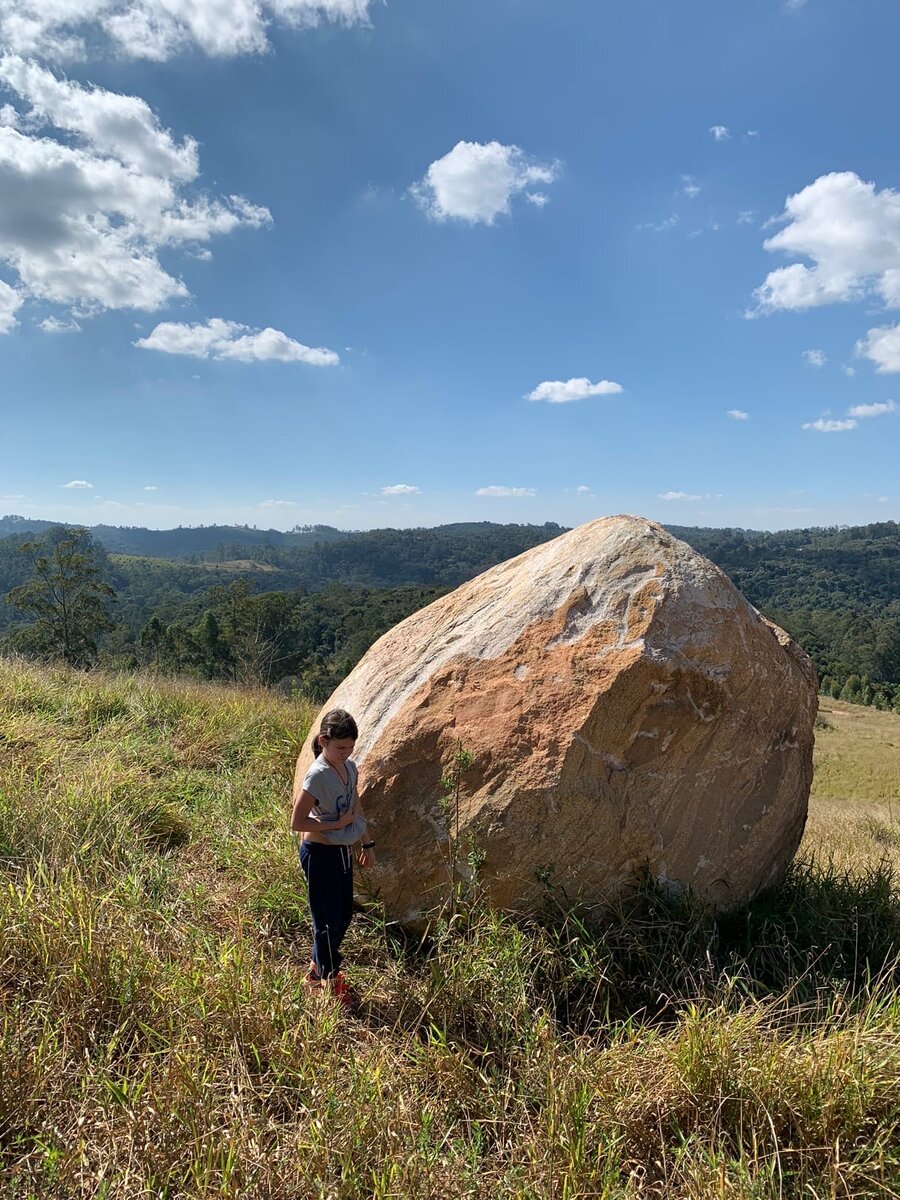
[0,0,898,532]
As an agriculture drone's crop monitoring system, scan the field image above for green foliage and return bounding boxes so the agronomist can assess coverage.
[130,580,446,693]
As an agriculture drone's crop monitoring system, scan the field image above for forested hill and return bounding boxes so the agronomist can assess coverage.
[0,515,348,557]
[1,517,897,702]
[668,523,899,613]
[0,515,565,563]
[671,522,900,699]
[2,514,895,607]
[231,522,569,585]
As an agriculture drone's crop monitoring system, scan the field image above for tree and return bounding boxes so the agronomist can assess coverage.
[139,615,166,669]
[4,527,115,666]
[194,610,232,678]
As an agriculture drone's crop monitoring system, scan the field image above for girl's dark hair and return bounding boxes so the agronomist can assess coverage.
[312,708,358,756]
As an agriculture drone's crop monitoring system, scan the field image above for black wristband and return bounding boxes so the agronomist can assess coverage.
[362,841,376,849]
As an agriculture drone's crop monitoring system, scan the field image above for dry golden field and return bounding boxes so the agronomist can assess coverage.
[808,699,900,871]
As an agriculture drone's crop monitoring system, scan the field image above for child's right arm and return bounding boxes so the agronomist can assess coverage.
[290,788,356,834]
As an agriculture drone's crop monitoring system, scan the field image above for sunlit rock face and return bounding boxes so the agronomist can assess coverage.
[298,516,817,923]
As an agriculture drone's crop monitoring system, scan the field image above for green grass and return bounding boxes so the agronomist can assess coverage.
[1,657,900,1197]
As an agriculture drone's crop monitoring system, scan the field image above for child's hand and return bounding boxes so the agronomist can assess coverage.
[358,846,376,869]
[336,805,356,828]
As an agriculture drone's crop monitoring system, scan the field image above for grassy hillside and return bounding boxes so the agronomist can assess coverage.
[109,554,283,574]
[2,660,900,1196]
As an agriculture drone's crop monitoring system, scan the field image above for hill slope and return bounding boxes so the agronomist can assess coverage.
[2,659,900,1196]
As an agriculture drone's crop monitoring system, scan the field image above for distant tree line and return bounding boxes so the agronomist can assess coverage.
[0,514,347,558]
[132,580,443,699]
[1,520,898,710]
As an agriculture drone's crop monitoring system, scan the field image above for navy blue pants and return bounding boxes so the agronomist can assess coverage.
[299,841,354,979]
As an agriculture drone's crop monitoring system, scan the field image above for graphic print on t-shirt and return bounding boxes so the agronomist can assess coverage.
[331,781,353,819]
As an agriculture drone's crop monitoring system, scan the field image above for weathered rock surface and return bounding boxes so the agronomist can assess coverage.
[298,516,817,922]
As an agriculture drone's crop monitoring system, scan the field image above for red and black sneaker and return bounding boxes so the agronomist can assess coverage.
[328,971,357,1011]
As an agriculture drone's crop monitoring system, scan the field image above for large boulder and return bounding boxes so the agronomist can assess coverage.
[299,516,817,922]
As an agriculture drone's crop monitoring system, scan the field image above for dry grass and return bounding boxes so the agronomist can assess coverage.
[808,699,900,874]
[1,657,900,1198]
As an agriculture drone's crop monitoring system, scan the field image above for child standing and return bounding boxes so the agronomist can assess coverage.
[290,709,375,1006]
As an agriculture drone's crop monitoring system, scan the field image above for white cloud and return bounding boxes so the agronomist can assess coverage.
[744,130,761,140]
[135,318,339,365]
[2,493,26,499]
[0,55,198,178]
[219,327,338,365]
[526,377,623,404]
[39,314,80,333]
[709,125,729,141]
[0,277,22,330]
[411,140,559,225]
[61,479,93,487]
[802,348,827,367]
[0,60,270,317]
[857,324,900,373]
[847,400,896,419]
[802,399,894,431]
[143,484,157,491]
[783,0,807,10]
[136,319,226,357]
[381,484,421,495]
[576,485,590,493]
[682,175,701,198]
[476,485,536,498]
[752,172,900,314]
[802,418,857,433]
[658,490,719,501]
[0,1,372,62]
[259,499,299,508]
[737,210,756,225]
[843,364,856,377]
[727,408,749,420]
[637,215,678,233]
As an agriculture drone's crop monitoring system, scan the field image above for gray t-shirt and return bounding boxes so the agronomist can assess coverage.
[302,756,358,825]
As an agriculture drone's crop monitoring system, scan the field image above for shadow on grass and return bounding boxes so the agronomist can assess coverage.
[351,855,900,1043]
[542,854,900,1032]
